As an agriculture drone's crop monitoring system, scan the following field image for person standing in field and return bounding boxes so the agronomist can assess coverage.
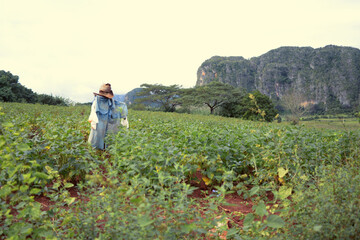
[88,83,128,150]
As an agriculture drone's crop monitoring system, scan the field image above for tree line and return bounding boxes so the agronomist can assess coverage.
[133,82,360,124]
[133,82,279,122]
[0,70,68,106]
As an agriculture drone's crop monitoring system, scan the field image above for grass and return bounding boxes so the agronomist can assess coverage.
[299,117,359,131]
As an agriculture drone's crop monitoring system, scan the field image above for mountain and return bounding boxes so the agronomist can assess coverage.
[113,94,125,102]
[196,45,360,112]
[124,88,143,105]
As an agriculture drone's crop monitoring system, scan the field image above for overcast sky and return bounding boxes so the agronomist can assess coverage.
[1,0,360,103]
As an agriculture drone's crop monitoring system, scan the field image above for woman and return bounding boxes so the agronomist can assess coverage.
[88,83,128,150]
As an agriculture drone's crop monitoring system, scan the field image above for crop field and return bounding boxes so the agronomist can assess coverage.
[1,102,360,239]
[301,117,359,131]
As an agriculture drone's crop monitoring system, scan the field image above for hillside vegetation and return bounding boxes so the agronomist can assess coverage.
[0,70,69,106]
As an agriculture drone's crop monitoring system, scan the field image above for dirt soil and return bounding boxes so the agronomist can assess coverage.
[33,169,274,240]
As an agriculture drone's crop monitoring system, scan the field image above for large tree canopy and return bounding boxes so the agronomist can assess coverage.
[181,81,234,114]
[217,87,247,117]
[135,84,181,112]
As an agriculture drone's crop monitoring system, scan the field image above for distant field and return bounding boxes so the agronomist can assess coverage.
[292,117,359,131]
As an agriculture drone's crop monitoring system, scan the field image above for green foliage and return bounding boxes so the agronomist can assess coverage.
[0,103,231,239]
[1,102,359,239]
[36,94,68,106]
[0,103,92,238]
[180,81,234,114]
[243,91,278,122]
[214,87,247,117]
[134,82,278,121]
[0,70,37,103]
[135,84,181,112]
[283,166,360,239]
[0,70,68,106]
[220,90,278,122]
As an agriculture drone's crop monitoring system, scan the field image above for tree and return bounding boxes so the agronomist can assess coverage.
[281,89,311,124]
[218,87,247,117]
[37,94,68,106]
[181,81,234,114]
[0,70,68,105]
[0,71,20,102]
[0,70,37,103]
[135,84,181,112]
[239,90,278,122]
[219,89,278,122]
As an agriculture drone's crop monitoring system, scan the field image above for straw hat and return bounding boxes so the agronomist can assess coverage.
[94,83,114,99]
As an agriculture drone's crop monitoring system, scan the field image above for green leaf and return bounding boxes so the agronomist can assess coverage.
[30,188,42,195]
[279,186,292,200]
[22,173,36,184]
[278,167,288,178]
[2,122,14,128]
[0,185,12,198]
[17,143,31,152]
[64,182,74,188]
[249,186,260,196]
[38,229,56,238]
[138,216,155,227]
[61,215,73,226]
[243,213,255,229]
[254,201,267,217]
[266,215,285,228]
[8,166,21,178]
[226,227,239,237]
[65,197,76,205]
[53,182,61,189]
[181,223,196,233]
[313,225,322,232]
[34,172,50,180]
[23,172,32,182]
[30,203,42,219]
[20,224,33,235]
[0,136,5,148]
[28,177,36,184]
[130,197,144,204]
[300,175,309,181]
[20,185,29,192]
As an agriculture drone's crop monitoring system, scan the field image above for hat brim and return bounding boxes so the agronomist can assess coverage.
[93,92,114,99]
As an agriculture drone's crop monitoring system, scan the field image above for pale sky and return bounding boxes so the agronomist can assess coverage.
[1,0,360,103]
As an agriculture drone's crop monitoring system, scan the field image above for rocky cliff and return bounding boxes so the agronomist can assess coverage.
[196,45,360,111]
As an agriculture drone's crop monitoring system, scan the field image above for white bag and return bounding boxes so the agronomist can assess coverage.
[121,118,129,129]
